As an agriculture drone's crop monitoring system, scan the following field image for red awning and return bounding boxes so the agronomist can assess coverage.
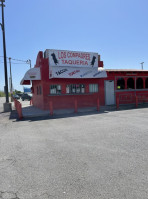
[20,68,41,85]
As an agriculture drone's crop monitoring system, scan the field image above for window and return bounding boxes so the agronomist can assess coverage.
[50,85,61,94]
[117,78,125,89]
[66,84,85,94]
[136,78,143,89]
[89,84,98,93]
[127,78,134,89]
[37,86,42,95]
[145,78,148,88]
[37,86,39,95]
[39,86,42,95]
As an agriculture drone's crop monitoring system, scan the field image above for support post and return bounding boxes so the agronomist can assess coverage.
[30,98,32,105]
[116,95,119,109]
[74,99,78,113]
[135,95,138,108]
[97,97,100,111]
[14,99,16,108]
[18,102,23,119]
[49,101,53,116]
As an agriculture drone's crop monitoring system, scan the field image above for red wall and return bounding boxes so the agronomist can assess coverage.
[31,51,106,110]
[31,51,148,110]
[32,80,44,109]
[42,78,105,110]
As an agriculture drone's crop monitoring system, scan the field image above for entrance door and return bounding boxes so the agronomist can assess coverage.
[105,80,115,105]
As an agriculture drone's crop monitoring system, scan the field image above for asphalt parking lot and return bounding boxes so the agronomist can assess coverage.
[0,97,148,199]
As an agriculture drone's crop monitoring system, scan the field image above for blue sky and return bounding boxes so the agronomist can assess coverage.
[0,0,148,91]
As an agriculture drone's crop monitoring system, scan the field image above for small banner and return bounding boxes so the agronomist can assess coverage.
[49,66,107,79]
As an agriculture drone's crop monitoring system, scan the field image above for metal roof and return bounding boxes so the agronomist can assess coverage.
[106,69,148,72]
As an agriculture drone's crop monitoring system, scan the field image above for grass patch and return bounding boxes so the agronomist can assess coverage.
[0,91,5,97]
[0,91,11,97]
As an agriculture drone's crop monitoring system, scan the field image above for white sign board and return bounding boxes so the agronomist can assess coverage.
[45,49,98,68]
[49,66,107,79]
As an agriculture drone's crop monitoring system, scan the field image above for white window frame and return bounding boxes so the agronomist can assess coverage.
[50,85,61,94]
[89,84,98,93]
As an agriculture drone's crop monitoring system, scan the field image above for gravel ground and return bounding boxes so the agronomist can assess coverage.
[0,97,148,199]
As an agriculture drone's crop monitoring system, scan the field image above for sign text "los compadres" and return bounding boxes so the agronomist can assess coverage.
[58,51,91,66]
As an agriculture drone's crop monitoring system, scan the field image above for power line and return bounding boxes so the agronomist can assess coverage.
[11,62,30,64]
[10,57,28,63]
[0,55,30,63]
[0,61,29,64]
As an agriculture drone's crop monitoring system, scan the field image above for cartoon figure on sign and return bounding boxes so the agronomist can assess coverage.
[91,56,96,67]
[51,53,58,65]
[49,70,52,78]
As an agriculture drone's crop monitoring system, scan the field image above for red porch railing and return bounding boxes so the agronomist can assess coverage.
[49,95,100,116]
[30,98,33,105]
[13,99,23,119]
[116,92,148,109]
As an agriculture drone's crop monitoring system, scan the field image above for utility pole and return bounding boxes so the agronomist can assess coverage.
[29,59,31,69]
[27,59,31,69]
[0,0,11,111]
[140,62,144,70]
[9,57,13,101]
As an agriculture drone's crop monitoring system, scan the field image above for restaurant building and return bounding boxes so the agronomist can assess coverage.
[21,49,148,111]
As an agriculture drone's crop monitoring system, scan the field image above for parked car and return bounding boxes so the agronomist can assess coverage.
[16,93,23,98]
[21,93,32,101]
[12,94,20,100]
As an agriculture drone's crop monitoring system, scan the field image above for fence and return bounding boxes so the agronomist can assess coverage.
[116,92,148,109]
[49,95,100,116]
[13,99,23,119]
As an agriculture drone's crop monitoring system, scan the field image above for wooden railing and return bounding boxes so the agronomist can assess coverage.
[116,93,148,109]
[13,99,23,119]
[49,97,100,116]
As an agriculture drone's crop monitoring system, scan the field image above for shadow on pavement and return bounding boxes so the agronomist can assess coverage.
[9,110,19,120]
[9,103,148,122]
[11,110,110,122]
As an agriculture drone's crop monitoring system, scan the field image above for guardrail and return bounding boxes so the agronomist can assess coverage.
[49,97,100,116]
[116,94,143,109]
[13,98,23,119]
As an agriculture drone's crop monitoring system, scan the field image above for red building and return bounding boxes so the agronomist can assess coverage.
[21,49,148,111]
